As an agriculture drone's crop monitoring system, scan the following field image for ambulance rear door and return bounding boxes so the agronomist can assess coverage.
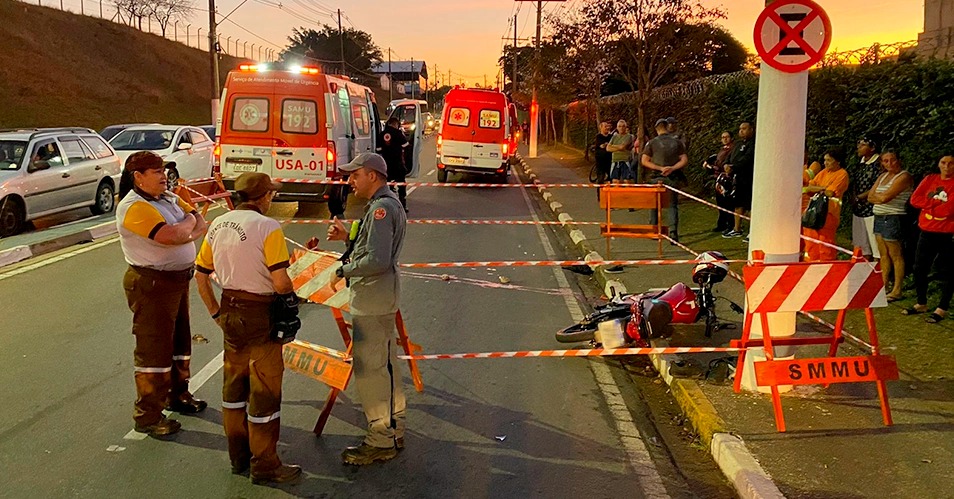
[273,93,329,179]
[469,107,506,170]
[331,82,356,166]
[389,101,423,177]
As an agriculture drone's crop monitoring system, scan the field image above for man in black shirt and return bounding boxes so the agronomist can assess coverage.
[377,117,410,212]
[594,121,613,184]
[723,121,755,239]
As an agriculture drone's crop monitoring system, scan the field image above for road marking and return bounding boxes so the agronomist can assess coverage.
[122,351,225,441]
[426,169,435,176]
[517,174,670,498]
[0,237,118,282]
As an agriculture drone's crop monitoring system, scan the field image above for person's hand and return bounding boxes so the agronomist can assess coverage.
[329,272,343,291]
[660,166,673,176]
[326,217,348,242]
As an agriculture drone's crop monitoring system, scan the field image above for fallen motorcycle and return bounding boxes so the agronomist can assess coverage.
[556,251,743,346]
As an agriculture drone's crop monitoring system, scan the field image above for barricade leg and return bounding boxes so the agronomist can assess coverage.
[760,313,786,432]
[395,311,424,393]
[733,311,755,393]
[313,307,354,436]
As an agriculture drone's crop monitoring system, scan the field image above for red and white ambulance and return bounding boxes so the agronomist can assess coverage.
[436,87,512,183]
[215,64,381,215]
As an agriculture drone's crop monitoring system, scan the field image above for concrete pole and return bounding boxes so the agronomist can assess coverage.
[207,0,219,124]
[528,0,542,158]
[739,2,809,392]
[512,14,518,96]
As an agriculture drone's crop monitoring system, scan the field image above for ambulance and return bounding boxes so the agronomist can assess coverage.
[436,87,512,183]
[214,64,381,215]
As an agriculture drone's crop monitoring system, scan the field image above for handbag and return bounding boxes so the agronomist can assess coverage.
[801,192,829,230]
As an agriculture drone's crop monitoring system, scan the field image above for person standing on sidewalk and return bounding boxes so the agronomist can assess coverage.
[902,154,954,323]
[194,172,302,484]
[802,148,851,261]
[606,120,634,184]
[641,118,689,242]
[723,121,755,240]
[867,150,913,301]
[850,137,882,261]
[326,153,408,465]
[593,121,613,185]
[117,151,209,438]
[703,130,734,232]
[377,117,410,212]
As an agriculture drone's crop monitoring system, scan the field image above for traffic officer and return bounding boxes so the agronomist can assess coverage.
[117,151,209,438]
[377,116,410,212]
[194,172,302,484]
[327,152,407,466]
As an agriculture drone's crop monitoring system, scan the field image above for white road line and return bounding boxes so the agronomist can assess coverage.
[122,350,225,441]
[426,169,435,176]
[0,237,119,282]
[517,174,670,498]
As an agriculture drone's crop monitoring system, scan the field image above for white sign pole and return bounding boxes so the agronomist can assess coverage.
[741,65,807,393]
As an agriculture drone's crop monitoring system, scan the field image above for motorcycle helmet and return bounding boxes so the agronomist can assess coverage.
[692,251,729,285]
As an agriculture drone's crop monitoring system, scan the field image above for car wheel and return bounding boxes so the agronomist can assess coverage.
[437,169,448,183]
[91,181,115,215]
[0,196,25,238]
[327,184,349,217]
[166,167,180,187]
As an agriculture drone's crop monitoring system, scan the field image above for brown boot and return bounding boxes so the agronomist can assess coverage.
[250,464,302,485]
[396,437,405,451]
[342,443,398,465]
[167,394,208,414]
[134,416,181,437]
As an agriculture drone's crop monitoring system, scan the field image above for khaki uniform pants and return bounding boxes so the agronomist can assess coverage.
[219,291,284,473]
[123,266,193,428]
[352,313,406,448]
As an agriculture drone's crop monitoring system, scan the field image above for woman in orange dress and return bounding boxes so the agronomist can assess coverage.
[803,148,850,261]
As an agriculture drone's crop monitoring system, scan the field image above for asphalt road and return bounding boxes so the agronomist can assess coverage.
[0,138,730,498]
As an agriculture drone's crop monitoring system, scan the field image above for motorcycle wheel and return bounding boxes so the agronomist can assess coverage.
[555,322,598,343]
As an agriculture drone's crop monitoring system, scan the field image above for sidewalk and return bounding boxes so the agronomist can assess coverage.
[517,144,954,499]
[0,216,117,268]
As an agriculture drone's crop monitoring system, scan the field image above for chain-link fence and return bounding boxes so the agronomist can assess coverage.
[19,0,279,60]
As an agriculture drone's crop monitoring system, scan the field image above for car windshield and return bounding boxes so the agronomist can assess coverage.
[99,126,124,141]
[0,140,28,170]
[109,129,174,151]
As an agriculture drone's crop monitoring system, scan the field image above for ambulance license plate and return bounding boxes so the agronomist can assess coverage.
[444,157,466,165]
[232,164,258,172]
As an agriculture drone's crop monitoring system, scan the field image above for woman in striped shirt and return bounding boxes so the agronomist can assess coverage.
[866,150,913,302]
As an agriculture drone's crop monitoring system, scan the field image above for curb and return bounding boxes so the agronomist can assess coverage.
[514,152,784,499]
[0,220,117,269]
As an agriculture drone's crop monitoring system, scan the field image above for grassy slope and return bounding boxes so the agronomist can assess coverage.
[0,0,244,129]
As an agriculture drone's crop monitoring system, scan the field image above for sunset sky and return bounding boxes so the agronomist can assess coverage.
[63,0,927,86]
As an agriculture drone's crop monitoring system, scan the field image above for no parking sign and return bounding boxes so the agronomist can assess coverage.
[754,0,832,73]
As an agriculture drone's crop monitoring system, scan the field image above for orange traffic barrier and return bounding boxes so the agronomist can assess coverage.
[734,249,897,432]
[599,185,669,258]
[173,173,233,216]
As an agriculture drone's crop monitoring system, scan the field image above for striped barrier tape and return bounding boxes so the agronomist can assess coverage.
[397,258,750,269]
[397,346,744,361]
[279,218,601,226]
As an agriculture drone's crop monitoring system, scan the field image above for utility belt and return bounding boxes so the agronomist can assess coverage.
[222,288,276,304]
[130,265,194,282]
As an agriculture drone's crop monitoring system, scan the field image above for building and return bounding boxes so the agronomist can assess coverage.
[371,60,428,98]
[918,0,954,58]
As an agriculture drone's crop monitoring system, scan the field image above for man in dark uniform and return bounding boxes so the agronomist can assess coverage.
[723,121,756,240]
[642,118,689,242]
[117,151,209,438]
[326,153,407,466]
[593,121,613,186]
[377,117,410,212]
[194,172,302,484]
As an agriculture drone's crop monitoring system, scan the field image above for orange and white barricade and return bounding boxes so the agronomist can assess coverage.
[172,174,234,216]
[286,249,424,436]
[732,249,898,432]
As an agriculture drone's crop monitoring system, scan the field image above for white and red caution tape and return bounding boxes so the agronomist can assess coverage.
[398,345,743,361]
[280,218,601,226]
[398,258,749,269]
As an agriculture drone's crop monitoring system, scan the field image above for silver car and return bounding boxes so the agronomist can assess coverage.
[0,128,121,237]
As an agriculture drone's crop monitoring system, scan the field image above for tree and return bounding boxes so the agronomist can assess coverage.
[279,26,383,82]
[113,0,152,29]
[151,0,193,37]
[554,0,728,143]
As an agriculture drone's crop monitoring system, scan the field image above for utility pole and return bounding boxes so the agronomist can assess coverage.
[411,57,416,99]
[515,0,562,157]
[388,48,392,102]
[512,13,518,96]
[338,9,345,75]
[208,0,219,124]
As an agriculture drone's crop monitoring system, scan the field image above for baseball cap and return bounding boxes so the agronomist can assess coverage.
[235,172,281,199]
[654,118,669,128]
[124,151,169,173]
[339,152,388,176]
[666,117,677,124]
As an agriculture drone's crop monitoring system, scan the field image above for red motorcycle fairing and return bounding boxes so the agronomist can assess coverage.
[653,282,699,324]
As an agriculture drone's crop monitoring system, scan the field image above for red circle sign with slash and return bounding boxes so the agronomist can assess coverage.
[753,0,832,73]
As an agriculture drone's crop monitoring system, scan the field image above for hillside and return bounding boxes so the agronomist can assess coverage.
[0,0,244,129]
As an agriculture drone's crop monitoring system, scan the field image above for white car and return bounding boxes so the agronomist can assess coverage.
[109,125,214,184]
[0,128,121,237]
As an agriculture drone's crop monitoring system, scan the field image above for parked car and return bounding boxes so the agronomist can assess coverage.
[199,125,217,141]
[0,128,121,237]
[98,123,159,141]
[108,125,214,185]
